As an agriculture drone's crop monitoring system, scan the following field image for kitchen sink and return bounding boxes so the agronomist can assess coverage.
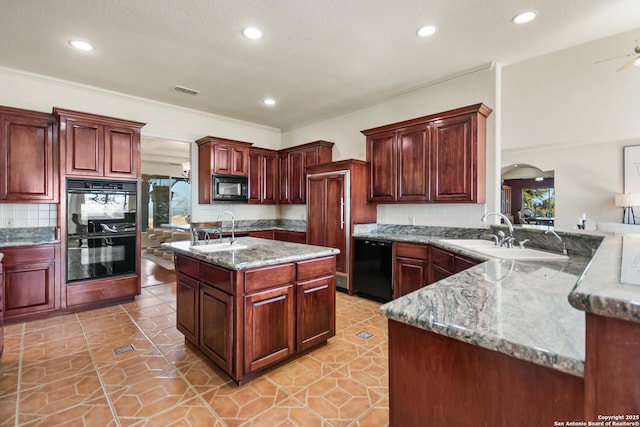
[439,239,568,261]
[189,242,248,253]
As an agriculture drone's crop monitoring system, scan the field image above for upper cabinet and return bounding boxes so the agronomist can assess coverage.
[248,147,278,205]
[278,141,333,205]
[362,103,491,204]
[196,136,253,204]
[0,106,58,202]
[54,108,145,179]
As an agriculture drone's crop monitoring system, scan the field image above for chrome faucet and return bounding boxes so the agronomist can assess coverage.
[544,229,568,255]
[189,223,221,245]
[216,211,236,244]
[481,212,515,248]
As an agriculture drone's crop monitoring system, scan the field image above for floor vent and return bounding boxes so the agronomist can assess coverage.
[355,331,374,340]
[113,344,136,355]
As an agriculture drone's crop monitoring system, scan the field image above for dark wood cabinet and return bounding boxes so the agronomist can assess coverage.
[200,282,234,374]
[273,230,306,244]
[196,136,253,204]
[55,108,144,179]
[430,245,480,284]
[0,106,58,202]
[394,242,429,298]
[174,252,335,384]
[0,260,3,356]
[297,275,335,350]
[176,272,199,345]
[248,147,278,204]
[248,230,275,239]
[362,103,491,204]
[278,141,333,204]
[244,285,295,373]
[1,244,59,322]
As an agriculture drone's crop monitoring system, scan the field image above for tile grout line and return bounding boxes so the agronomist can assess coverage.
[13,323,25,427]
[117,297,229,426]
[75,311,122,427]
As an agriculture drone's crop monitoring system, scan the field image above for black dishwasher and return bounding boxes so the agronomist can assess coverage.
[353,238,393,302]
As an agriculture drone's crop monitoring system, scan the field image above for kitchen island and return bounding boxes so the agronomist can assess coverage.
[163,237,339,384]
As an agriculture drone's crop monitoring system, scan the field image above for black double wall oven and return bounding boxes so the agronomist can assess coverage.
[66,179,138,283]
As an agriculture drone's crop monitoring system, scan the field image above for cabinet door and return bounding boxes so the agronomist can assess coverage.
[248,230,274,239]
[394,256,428,299]
[262,152,278,204]
[213,143,248,176]
[248,150,261,203]
[367,131,396,202]
[3,261,56,318]
[297,276,335,350]
[431,114,477,202]
[176,273,199,344]
[288,150,305,204]
[0,112,57,202]
[454,255,479,273]
[397,125,430,202]
[104,125,139,178]
[278,153,289,204]
[244,285,295,373]
[200,283,234,374]
[64,118,104,176]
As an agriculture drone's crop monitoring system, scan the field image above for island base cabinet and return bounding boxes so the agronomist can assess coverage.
[176,273,198,345]
[244,285,295,374]
[388,320,584,427]
[200,283,233,375]
[297,276,335,350]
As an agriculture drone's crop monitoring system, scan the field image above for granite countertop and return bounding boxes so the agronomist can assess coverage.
[568,234,640,323]
[0,227,59,247]
[163,236,339,270]
[355,228,592,377]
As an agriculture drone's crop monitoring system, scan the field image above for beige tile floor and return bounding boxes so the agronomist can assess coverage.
[0,281,389,426]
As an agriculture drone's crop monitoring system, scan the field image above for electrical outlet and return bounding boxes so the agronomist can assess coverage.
[409,216,415,225]
[5,218,13,227]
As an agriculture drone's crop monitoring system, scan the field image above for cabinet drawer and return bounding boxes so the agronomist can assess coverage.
[395,242,428,260]
[431,246,454,272]
[200,262,234,295]
[2,245,56,264]
[454,255,479,273]
[245,263,295,293]
[297,256,336,282]
[175,254,199,279]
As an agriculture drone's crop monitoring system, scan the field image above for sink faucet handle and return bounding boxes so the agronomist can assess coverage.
[518,239,530,249]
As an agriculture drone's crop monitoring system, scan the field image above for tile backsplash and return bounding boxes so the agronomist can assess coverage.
[0,203,58,228]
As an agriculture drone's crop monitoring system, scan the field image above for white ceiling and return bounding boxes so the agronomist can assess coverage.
[1,0,640,130]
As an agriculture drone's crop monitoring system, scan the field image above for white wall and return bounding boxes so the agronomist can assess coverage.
[281,66,499,227]
[502,28,640,231]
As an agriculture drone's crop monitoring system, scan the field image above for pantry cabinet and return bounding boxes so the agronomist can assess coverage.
[0,106,58,202]
[362,103,491,204]
[54,108,144,179]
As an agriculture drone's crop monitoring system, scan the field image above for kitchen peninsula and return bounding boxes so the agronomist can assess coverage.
[163,236,339,384]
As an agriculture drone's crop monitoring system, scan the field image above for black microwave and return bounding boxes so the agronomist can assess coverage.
[212,174,248,202]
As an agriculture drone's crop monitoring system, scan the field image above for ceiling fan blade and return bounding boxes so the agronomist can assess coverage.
[594,52,633,64]
[616,56,638,72]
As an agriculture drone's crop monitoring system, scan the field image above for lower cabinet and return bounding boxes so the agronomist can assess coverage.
[394,242,429,299]
[297,276,335,350]
[1,244,59,322]
[430,245,480,283]
[248,230,274,239]
[174,253,336,384]
[200,283,234,374]
[176,273,199,344]
[244,285,295,373]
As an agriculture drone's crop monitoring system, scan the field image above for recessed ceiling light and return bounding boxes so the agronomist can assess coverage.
[263,98,276,106]
[242,27,263,40]
[416,25,438,38]
[512,11,537,24]
[69,40,94,51]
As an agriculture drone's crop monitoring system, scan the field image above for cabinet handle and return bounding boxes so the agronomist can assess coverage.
[340,197,345,229]
[303,284,329,294]
[254,294,286,306]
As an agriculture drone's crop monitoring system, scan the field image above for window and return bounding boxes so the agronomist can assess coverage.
[142,175,191,230]
[522,187,555,218]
